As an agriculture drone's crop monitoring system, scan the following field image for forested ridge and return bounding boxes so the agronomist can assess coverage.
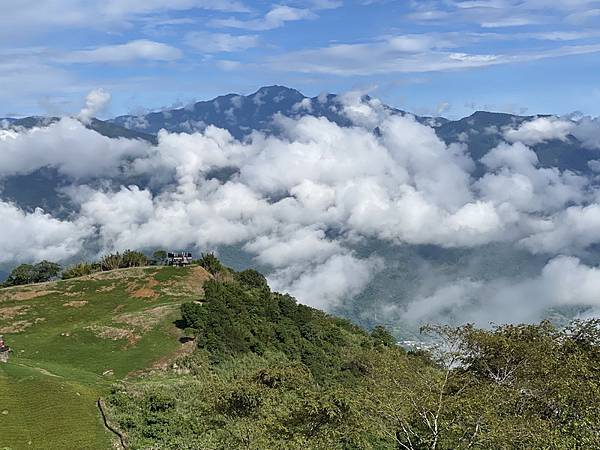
[104,257,600,449]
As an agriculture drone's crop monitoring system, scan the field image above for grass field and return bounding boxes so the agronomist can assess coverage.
[0,265,210,450]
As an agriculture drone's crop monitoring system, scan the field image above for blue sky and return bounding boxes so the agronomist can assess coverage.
[4,0,600,119]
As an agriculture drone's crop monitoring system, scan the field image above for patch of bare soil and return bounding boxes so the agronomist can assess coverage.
[83,267,158,282]
[2,320,29,333]
[0,317,46,333]
[160,266,212,298]
[35,367,61,378]
[86,325,140,347]
[0,289,57,303]
[129,278,159,299]
[62,291,82,297]
[186,266,212,292]
[128,339,197,378]
[97,284,116,293]
[115,305,176,331]
[0,305,30,320]
[63,300,88,308]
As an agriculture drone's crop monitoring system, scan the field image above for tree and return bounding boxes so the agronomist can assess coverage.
[234,269,269,291]
[33,260,61,281]
[101,252,123,271]
[370,325,396,347]
[152,250,167,265]
[198,252,223,276]
[3,260,61,287]
[3,264,36,287]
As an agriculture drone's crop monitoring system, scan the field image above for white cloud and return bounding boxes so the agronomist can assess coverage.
[61,40,182,64]
[211,5,316,30]
[78,88,111,123]
[401,255,600,326]
[185,32,259,53]
[405,0,600,29]
[268,253,382,309]
[571,116,600,149]
[477,141,587,213]
[0,1,249,36]
[269,37,600,75]
[0,118,149,178]
[0,202,88,264]
[503,116,574,145]
[519,204,600,254]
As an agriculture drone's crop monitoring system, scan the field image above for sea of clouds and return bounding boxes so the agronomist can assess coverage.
[2,90,600,327]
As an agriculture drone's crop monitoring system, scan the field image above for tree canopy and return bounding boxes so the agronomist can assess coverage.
[104,256,600,449]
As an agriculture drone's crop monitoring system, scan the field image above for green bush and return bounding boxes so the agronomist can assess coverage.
[234,269,269,291]
[100,250,148,271]
[197,252,223,276]
[121,250,148,268]
[151,250,167,265]
[180,273,370,380]
[370,325,396,347]
[61,262,100,279]
[3,260,61,287]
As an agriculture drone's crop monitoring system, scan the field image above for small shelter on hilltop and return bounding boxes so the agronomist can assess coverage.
[0,335,10,363]
[167,251,193,267]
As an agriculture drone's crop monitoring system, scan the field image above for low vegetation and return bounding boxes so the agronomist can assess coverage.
[2,254,599,449]
[104,256,600,449]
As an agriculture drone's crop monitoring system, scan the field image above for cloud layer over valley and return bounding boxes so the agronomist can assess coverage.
[3,91,600,329]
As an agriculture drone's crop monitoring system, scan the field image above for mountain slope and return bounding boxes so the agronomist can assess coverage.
[0,265,211,449]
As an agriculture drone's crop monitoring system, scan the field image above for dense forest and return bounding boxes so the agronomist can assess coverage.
[104,256,600,449]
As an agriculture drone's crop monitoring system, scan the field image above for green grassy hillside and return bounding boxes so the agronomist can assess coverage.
[2,261,600,449]
[0,265,211,450]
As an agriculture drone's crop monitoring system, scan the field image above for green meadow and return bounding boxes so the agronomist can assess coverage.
[0,265,210,449]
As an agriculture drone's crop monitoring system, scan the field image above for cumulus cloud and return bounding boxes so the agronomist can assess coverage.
[503,114,600,150]
[477,141,587,213]
[503,116,574,145]
[0,117,149,178]
[0,201,88,264]
[571,116,600,149]
[78,88,111,123]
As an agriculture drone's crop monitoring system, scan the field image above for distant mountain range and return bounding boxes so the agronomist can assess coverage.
[1,84,594,219]
[1,84,594,222]
[4,85,592,174]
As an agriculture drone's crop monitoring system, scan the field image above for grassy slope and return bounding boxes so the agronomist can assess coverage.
[0,265,210,450]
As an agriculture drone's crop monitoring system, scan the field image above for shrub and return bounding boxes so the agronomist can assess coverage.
[3,260,61,287]
[234,269,269,291]
[100,250,148,271]
[151,250,167,265]
[121,250,148,268]
[370,325,396,347]
[61,262,100,279]
[198,252,223,276]
[101,252,123,271]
